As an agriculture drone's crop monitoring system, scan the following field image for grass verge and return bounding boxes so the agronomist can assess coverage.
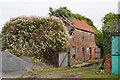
[24,66,80,74]
[80,71,120,78]
[69,64,99,72]
[24,64,100,74]
[8,73,15,75]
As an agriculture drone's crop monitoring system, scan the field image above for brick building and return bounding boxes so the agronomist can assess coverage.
[64,18,98,61]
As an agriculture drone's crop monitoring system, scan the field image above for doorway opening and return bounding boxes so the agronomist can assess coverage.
[82,47,85,60]
[90,47,92,59]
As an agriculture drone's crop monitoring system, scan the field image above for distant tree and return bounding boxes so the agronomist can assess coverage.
[102,12,119,24]
[49,7,72,18]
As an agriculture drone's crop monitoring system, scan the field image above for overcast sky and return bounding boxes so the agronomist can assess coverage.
[0,0,119,31]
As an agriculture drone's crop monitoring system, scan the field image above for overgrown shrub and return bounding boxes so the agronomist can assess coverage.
[1,16,68,62]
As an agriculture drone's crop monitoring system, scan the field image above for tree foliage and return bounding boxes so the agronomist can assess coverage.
[49,7,72,19]
[101,13,119,54]
[102,12,119,24]
[1,16,68,62]
[49,7,102,47]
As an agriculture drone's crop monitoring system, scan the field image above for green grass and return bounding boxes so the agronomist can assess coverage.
[24,64,100,75]
[23,64,120,78]
[69,64,99,72]
[75,62,82,65]
[80,71,120,78]
[24,71,33,74]
[88,59,103,64]
[24,66,80,74]
[9,73,15,75]
[37,66,79,71]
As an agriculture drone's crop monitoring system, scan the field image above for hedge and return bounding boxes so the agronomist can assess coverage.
[1,16,68,62]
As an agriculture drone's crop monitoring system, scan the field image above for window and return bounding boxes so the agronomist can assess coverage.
[72,31,75,36]
[82,47,85,60]
[77,47,79,56]
[72,46,76,58]
[90,34,92,40]
[87,48,89,53]
[69,29,74,36]
[89,47,92,59]
[73,55,75,58]
[82,32,84,38]
[93,48,94,53]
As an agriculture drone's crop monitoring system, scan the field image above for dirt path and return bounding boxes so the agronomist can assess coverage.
[20,69,96,78]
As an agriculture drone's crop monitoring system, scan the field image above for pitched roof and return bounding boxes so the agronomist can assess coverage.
[69,18,94,33]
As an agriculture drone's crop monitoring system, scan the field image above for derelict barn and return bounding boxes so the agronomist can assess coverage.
[55,15,101,66]
[61,16,100,63]
[68,18,97,60]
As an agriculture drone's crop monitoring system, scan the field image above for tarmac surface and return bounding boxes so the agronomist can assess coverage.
[1,52,41,75]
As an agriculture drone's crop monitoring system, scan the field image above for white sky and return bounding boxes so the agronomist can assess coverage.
[0,0,119,31]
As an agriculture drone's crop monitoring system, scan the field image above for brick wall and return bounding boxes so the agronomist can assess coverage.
[69,28,97,64]
[105,53,111,73]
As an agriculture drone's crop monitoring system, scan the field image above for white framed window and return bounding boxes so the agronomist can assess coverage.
[87,48,89,53]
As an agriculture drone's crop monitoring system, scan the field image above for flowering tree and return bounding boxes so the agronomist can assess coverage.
[1,16,68,63]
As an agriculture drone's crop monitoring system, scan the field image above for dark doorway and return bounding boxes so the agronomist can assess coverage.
[82,47,85,60]
[90,47,92,59]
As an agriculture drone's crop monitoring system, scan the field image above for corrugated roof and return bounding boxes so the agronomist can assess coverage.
[69,18,94,33]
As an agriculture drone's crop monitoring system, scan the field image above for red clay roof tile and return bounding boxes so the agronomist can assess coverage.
[69,18,94,33]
